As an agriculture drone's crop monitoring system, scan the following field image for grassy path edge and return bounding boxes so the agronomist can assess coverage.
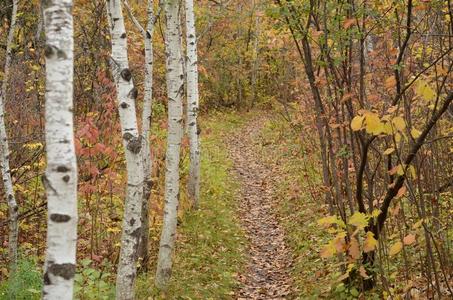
[137,111,249,299]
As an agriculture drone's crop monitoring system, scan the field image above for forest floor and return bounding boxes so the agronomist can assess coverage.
[229,117,293,299]
[226,111,335,299]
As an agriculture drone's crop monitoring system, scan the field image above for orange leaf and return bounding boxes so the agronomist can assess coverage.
[349,237,360,259]
[343,18,355,29]
[385,76,397,89]
[396,185,407,198]
[403,234,416,245]
[341,92,354,102]
[359,266,369,278]
[320,241,336,258]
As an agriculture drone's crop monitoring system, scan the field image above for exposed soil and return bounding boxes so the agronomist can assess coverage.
[228,117,293,299]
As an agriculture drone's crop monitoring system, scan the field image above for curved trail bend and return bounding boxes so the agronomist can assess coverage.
[228,117,293,299]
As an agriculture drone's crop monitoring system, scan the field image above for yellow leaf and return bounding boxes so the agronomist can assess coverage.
[382,122,393,134]
[318,215,337,226]
[371,209,380,218]
[364,113,383,135]
[383,147,395,155]
[415,79,436,101]
[389,241,403,256]
[392,116,406,131]
[320,241,336,258]
[363,232,378,252]
[349,212,368,229]
[351,115,365,131]
[318,215,345,228]
[411,128,422,139]
[403,234,416,245]
[327,39,334,47]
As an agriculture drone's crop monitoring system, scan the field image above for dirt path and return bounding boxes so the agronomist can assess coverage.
[228,117,293,299]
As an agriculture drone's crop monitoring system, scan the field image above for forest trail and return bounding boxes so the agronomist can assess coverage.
[228,117,293,299]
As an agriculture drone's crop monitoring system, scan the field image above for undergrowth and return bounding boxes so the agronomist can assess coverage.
[0,257,42,300]
[136,110,248,299]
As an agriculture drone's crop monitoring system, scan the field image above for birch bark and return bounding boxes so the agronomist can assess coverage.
[155,0,184,288]
[42,1,78,298]
[185,0,201,208]
[106,1,144,298]
[123,0,158,267]
[138,0,156,267]
[0,0,19,277]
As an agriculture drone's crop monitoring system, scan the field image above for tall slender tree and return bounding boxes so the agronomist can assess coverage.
[42,0,78,298]
[106,1,144,298]
[185,0,201,208]
[155,0,184,288]
[0,0,19,278]
[122,0,159,268]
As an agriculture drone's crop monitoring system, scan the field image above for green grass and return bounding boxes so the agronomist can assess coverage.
[0,257,42,300]
[136,110,248,299]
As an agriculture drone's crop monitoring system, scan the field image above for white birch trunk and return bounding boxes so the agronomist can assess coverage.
[0,0,19,277]
[123,0,157,266]
[138,0,155,267]
[155,0,184,289]
[185,0,201,208]
[42,1,78,298]
[106,1,144,299]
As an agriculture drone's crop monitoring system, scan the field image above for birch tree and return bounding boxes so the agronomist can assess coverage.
[185,0,201,208]
[155,0,184,288]
[42,0,78,298]
[0,0,19,277]
[106,1,144,298]
[122,0,159,268]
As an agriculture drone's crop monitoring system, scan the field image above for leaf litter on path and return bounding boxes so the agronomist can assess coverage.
[228,117,294,299]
